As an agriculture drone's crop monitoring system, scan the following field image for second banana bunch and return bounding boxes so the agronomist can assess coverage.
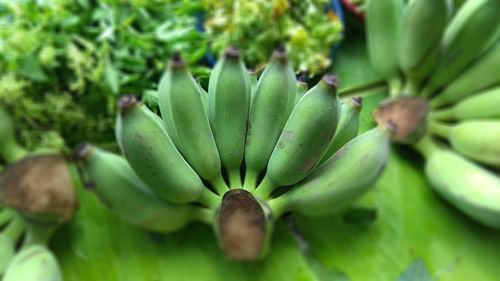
[77,46,391,261]
[366,0,500,228]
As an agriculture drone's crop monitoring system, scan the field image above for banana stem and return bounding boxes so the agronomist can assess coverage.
[419,84,434,98]
[428,121,453,139]
[228,169,242,189]
[429,109,455,121]
[23,221,57,247]
[412,135,440,159]
[403,77,419,96]
[0,209,14,225]
[242,169,259,191]
[267,196,289,218]
[338,79,387,98]
[3,217,25,241]
[0,141,28,164]
[211,175,229,195]
[388,76,403,98]
[253,176,276,199]
[190,207,215,225]
[197,189,221,210]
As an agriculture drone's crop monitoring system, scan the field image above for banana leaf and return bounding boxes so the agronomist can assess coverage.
[50,27,500,281]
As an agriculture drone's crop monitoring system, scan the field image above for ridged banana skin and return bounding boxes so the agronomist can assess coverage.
[208,49,251,187]
[3,245,62,281]
[117,101,206,204]
[270,128,389,217]
[430,87,500,120]
[366,0,404,78]
[245,50,297,187]
[158,58,224,186]
[83,147,198,233]
[264,75,340,188]
[398,0,450,84]
[449,121,500,167]
[319,98,361,164]
[425,149,500,228]
[421,0,500,97]
[430,43,500,108]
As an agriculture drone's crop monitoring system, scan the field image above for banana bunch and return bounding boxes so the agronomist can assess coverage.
[365,0,500,228]
[80,46,391,261]
[0,107,76,280]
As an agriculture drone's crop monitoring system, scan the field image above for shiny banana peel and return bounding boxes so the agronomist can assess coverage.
[75,144,213,233]
[430,87,500,121]
[208,47,251,188]
[116,95,218,207]
[397,0,451,95]
[255,74,340,198]
[366,0,404,84]
[320,97,362,164]
[244,46,297,190]
[414,137,500,228]
[158,54,227,193]
[430,43,500,108]
[269,127,390,217]
[3,244,62,281]
[420,0,500,97]
[429,120,500,167]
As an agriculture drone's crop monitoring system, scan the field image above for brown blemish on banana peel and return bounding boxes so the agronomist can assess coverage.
[219,189,266,261]
[372,97,428,144]
[0,154,78,223]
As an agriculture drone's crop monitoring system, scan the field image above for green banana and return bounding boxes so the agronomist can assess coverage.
[0,217,25,277]
[414,137,500,228]
[116,95,219,208]
[269,127,390,217]
[430,87,500,120]
[249,69,258,108]
[0,208,15,226]
[429,43,500,108]
[158,54,228,194]
[3,244,62,281]
[208,47,251,188]
[255,75,340,198]
[294,72,308,106]
[366,0,404,93]
[0,104,27,163]
[429,120,500,167]
[319,97,362,164]
[420,0,500,97]
[244,47,297,190]
[398,0,451,95]
[76,144,213,233]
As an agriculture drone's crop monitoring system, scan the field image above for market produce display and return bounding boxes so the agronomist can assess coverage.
[203,0,343,75]
[78,47,390,260]
[365,0,500,228]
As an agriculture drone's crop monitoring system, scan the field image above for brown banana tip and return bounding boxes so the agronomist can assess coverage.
[272,43,288,60]
[170,51,185,68]
[323,74,339,89]
[118,95,138,112]
[73,143,92,160]
[224,46,240,59]
[352,96,362,107]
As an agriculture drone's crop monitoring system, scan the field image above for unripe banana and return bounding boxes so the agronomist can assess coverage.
[0,104,27,163]
[208,47,251,188]
[0,208,15,226]
[366,0,404,85]
[116,95,219,208]
[430,87,500,121]
[294,77,308,106]
[244,47,297,190]
[414,137,500,228]
[76,144,213,233]
[249,69,258,108]
[429,43,500,108]
[255,75,340,198]
[420,0,500,97]
[0,217,25,277]
[319,97,362,164]
[398,0,451,95]
[429,120,500,167]
[269,127,389,217]
[3,245,62,281]
[158,54,227,193]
